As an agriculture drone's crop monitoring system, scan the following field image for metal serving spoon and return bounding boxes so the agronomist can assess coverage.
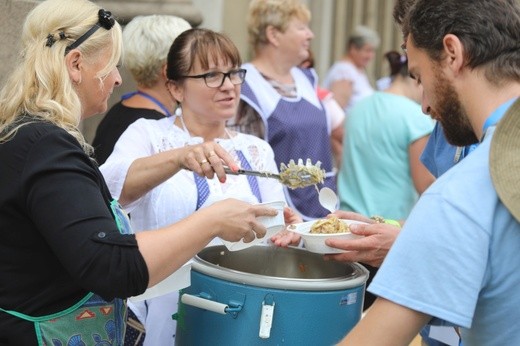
[224,159,325,189]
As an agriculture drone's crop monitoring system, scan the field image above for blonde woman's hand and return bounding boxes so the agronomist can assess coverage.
[205,199,278,243]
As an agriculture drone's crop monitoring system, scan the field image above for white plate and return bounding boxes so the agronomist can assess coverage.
[288,219,366,254]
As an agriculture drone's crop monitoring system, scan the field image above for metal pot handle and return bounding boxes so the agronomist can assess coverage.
[181,293,243,316]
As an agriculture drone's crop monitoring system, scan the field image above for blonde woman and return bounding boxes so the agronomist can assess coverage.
[0,0,276,343]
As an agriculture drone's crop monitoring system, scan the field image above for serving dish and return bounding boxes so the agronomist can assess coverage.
[288,219,367,254]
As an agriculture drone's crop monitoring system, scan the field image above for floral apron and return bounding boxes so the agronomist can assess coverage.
[0,199,131,346]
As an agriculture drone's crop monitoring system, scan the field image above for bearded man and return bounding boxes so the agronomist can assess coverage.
[338,0,520,345]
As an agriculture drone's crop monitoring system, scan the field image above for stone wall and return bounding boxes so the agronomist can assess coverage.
[0,0,38,87]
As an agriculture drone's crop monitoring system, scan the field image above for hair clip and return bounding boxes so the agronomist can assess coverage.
[98,9,115,30]
[64,8,115,55]
[59,31,67,40]
[46,34,56,47]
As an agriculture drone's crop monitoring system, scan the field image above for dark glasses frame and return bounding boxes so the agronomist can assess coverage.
[176,69,247,88]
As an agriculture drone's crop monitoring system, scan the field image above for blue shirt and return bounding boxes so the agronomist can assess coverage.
[420,123,468,178]
[369,100,520,345]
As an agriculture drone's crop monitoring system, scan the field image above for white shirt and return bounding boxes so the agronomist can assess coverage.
[323,60,374,115]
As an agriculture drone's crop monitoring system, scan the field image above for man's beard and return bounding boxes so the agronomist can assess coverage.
[431,72,479,147]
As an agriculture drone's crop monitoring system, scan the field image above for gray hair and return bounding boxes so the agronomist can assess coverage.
[123,15,191,87]
[348,25,380,50]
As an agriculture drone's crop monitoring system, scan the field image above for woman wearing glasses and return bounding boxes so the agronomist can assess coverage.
[0,1,279,344]
[100,28,291,345]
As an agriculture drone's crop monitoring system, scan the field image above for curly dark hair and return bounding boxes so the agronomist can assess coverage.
[402,0,520,85]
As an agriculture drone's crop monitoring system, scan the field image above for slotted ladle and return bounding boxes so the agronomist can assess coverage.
[224,159,325,189]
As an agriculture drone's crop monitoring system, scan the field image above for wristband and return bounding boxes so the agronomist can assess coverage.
[383,219,401,227]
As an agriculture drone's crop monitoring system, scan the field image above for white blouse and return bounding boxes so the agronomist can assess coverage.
[100,117,286,233]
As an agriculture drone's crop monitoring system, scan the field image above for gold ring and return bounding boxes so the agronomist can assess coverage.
[208,151,217,158]
[199,159,209,165]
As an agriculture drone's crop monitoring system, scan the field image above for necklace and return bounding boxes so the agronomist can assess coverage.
[259,72,297,98]
[121,90,173,117]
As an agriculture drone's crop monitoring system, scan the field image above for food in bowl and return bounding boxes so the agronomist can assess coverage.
[310,217,349,234]
[288,219,366,254]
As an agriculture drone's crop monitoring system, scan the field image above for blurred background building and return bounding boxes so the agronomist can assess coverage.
[1,0,403,142]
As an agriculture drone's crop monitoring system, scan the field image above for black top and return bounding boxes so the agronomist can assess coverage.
[0,118,148,343]
[92,102,165,164]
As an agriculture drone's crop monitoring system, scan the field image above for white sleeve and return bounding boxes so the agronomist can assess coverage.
[100,119,155,210]
[322,93,346,129]
[324,62,357,85]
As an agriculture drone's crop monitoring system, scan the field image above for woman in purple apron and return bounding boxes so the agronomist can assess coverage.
[230,0,341,220]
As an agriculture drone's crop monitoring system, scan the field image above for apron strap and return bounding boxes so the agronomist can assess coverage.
[194,150,262,210]
[0,292,94,322]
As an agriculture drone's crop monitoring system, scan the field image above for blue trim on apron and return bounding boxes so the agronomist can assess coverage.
[241,66,336,220]
[194,150,262,210]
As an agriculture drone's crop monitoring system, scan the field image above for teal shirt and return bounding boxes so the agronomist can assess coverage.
[338,92,434,220]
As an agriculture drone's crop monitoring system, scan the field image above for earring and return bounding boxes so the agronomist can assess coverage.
[175,104,182,117]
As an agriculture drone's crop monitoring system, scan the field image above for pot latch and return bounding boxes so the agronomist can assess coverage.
[259,298,275,339]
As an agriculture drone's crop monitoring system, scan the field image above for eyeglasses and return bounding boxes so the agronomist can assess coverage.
[179,69,247,88]
[65,9,115,55]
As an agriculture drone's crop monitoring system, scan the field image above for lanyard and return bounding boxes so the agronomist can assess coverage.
[121,90,172,117]
[482,97,518,135]
[462,97,518,158]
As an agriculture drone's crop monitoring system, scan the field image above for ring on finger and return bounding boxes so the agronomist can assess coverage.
[208,151,217,158]
[199,159,209,165]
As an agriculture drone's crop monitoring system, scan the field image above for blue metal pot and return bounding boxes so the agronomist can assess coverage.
[175,245,368,345]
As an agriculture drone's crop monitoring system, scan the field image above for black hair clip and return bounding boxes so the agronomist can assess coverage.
[98,9,115,30]
[46,34,56,47]
[59,31,67,40]
[64,8,115,55]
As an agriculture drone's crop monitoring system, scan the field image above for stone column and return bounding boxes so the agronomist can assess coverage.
[97,0,202,25]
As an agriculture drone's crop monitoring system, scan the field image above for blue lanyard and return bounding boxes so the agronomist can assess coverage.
[482,97,518,134]
[462,97,518,158]
[121,90,172,117]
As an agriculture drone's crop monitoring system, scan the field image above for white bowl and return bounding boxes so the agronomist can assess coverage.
[288,219,366,254]
[222,200,285,251]
[257,200,285,231]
